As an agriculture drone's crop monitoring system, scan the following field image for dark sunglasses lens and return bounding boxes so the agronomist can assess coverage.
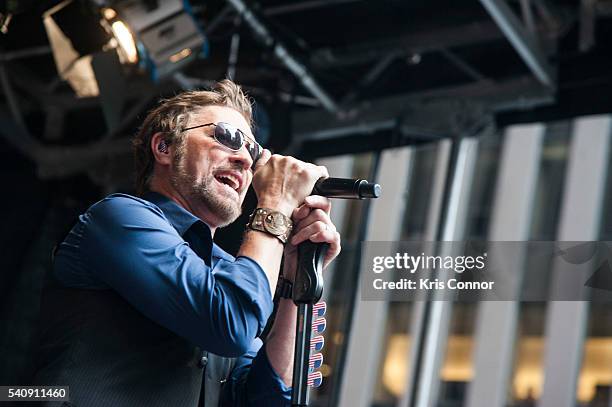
[215,123,242,150]
[247,143,262,165]
[215,122,261,167]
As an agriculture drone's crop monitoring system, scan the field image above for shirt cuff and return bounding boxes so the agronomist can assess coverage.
[247,343,292,405]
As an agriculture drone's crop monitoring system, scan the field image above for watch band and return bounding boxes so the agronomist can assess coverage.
[247,207,293,244]
[276,277,294,299]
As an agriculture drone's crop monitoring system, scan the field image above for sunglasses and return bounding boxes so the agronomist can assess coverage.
[183,122,262,167]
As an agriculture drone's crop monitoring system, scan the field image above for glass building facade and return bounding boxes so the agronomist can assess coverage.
[310,115,612,407]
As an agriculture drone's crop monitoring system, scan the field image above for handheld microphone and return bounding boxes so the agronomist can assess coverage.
[312,177,381,199]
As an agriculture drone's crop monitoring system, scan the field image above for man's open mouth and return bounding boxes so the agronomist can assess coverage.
[214,172,241,192]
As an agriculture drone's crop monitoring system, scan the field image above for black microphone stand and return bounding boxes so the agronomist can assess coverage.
[291,241,327,407]
[290,178,380,407]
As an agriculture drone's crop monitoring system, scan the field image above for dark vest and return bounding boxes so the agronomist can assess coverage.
[32,274,236,407]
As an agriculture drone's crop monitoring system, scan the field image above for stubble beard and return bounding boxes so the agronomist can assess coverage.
[170,149,241,227]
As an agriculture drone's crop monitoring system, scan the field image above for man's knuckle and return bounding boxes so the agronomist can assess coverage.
[314,209,327,220]
[292,161,303,172]
[314,221,327,232]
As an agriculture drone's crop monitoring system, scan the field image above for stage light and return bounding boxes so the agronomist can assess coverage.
[109,19,138,64]
[107,0,208,80]
[43,0,207,97]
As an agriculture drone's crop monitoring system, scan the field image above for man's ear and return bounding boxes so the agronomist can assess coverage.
[151,132,173,165]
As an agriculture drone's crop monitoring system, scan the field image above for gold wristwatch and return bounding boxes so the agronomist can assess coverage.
[247,208,293,244]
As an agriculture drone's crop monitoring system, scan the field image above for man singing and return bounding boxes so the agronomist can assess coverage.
[32,79,341,406]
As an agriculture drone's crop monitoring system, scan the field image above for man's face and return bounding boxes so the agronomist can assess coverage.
[170,105,254,227]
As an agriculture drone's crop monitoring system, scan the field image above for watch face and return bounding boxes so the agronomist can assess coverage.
[264,212,288,235]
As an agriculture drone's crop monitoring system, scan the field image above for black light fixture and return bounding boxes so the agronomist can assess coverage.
[43,0,113,97]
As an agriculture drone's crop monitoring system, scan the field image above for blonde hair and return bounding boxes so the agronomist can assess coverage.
[132,79,253,195]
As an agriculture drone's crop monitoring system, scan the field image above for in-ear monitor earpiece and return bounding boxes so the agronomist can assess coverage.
[158,140,169,153]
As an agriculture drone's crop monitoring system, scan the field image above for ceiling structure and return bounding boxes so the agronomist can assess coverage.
[1,0,611,187]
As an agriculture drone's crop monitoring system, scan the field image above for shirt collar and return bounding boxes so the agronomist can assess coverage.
[142,191,234,263]
[142,191,205,237]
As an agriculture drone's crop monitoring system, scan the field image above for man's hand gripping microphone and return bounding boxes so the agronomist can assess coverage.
[294,178,381,303]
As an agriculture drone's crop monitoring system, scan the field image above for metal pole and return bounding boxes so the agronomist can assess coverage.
[479,0,554,88]
[224,0,340,114]
[292,303,314,406]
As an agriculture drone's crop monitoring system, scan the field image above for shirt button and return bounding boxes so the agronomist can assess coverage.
[198,355,208,369]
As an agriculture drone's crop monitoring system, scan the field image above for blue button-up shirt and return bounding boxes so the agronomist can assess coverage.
[53,192,290,405]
